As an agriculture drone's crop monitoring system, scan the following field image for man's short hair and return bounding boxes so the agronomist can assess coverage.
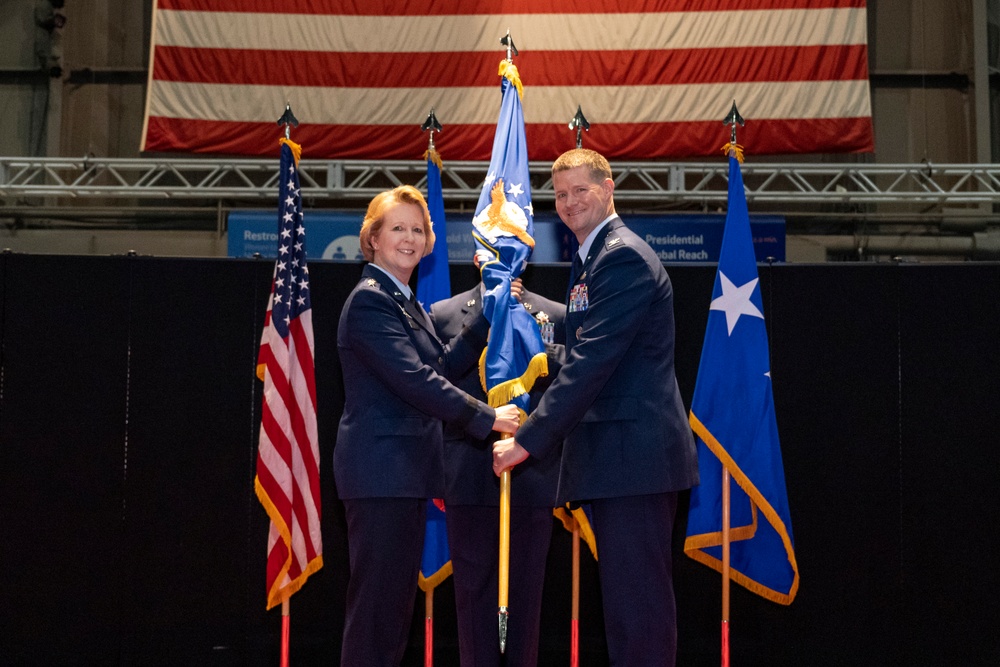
[552,148,612,183]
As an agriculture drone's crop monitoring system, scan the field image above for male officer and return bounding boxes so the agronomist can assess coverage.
[493,149,698,666]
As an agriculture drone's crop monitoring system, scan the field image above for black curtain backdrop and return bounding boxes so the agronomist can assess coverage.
[1,255,998,666]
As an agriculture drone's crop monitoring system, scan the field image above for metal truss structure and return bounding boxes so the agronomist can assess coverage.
[4,156,1000,260]
[3,156,1000,212]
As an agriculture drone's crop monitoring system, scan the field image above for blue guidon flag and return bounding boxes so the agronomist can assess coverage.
[416,145,453,592]
[684,151,799,604]
[473,60,547,413]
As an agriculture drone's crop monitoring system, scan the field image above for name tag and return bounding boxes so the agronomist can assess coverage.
[569,283,589,313]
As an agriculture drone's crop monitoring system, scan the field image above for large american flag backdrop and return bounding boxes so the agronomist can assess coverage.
[141,0,873,160]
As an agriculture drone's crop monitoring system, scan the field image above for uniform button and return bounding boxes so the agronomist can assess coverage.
[438,356,444,364]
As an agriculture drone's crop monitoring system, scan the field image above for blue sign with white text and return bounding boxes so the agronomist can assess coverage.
[227,211,784,263]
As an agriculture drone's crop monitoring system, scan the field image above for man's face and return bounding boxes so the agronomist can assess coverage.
[552,166,614,243]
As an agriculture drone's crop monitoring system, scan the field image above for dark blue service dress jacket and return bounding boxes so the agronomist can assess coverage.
[333,264,496,501]
[515,217,699,503]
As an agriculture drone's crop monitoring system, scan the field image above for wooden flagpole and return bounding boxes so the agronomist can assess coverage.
[276,106,297,667]
[719,101,743,667]
[566,106,586,667]
[498,466,512,653]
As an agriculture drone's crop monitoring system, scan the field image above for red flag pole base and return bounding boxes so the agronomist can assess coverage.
[425,588,434,667]
[570,619,579,667]
[721,619,729,667]
[281,599,290,667]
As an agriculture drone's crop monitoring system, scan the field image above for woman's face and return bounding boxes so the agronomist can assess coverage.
[370,201,427,284]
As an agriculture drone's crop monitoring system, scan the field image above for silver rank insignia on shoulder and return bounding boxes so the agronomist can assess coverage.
[523,302,533,311]
[366,278,379,288]
[466,298,476,307]
[607,236,622,248]
[535,311,554,344]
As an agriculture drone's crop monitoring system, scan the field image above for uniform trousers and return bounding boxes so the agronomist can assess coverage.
[590,491,679,667]
[341,497,426,667]
[447,504,553,666]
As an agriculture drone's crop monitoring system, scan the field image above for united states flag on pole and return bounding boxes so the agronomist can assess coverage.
[255,138,323,610]
[142,0,873,159]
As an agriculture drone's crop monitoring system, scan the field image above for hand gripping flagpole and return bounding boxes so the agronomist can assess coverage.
[720,100,744,667]
[496,29,518,656]
[275,102,298,667]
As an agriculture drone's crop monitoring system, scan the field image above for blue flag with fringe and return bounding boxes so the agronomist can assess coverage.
[683,154,799,604]
[416,147,453,591]
[472,61,546,412]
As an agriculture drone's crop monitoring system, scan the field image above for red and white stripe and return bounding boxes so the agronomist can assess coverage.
[143,0,873,159]
[255,296,322,610]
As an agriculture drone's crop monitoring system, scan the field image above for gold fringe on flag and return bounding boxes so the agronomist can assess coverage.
[479,348,549,402]
[424,146,443,170]
[280,137,302,166]
[418,561,454,592]
[721,142,745,164]
[498,60,524,99]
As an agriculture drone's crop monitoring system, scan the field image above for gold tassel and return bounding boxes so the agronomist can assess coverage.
[423,147,443,170]
[498,60,524,99]
[721,142,745,164]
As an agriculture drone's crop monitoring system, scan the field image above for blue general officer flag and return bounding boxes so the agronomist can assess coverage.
[684,153,799,604]
[472,61,547,412]
[416,148,451,311]
[416,146,453,591]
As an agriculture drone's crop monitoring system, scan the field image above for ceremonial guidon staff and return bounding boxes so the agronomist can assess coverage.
[472,29,548,655]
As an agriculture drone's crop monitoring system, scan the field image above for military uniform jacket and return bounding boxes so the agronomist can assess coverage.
[334,264,496,501]
[515,218,699,503]
[430,284,566,507]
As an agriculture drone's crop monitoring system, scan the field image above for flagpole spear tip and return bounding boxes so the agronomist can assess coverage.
[500,29,518,61]
[421,108,443,151]
[722,101,746,161]
[568,105,590,149]
[277,103,299,140]
[723,101,745,146]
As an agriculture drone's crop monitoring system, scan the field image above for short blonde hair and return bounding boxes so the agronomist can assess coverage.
[552,148,612,184]
[358,185,436,262]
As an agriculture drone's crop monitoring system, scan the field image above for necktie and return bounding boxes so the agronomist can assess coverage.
[410,293,431,328]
